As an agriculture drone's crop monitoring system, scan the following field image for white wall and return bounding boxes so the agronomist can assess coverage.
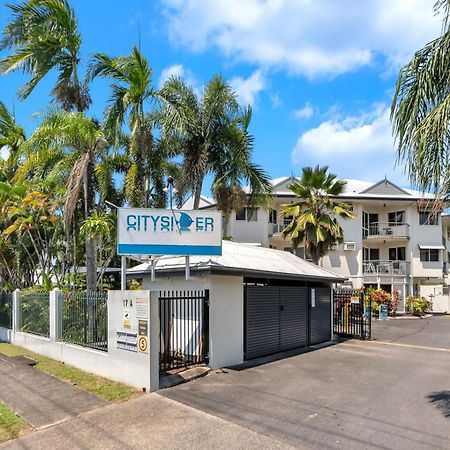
[142,273,244,368]
[418,284,449,313]
[228,208,269,246]
[1,290,160,392]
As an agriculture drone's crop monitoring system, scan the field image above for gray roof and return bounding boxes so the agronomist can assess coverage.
[127,241,345,282]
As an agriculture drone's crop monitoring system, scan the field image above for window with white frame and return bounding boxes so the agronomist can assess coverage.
[235,207,258,222]
[420,249,439,262]
[388,211,405,224]
[419,210,438,225]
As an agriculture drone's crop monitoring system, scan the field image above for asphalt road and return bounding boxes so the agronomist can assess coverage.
[371,315,450,349]
[162,317,450,450]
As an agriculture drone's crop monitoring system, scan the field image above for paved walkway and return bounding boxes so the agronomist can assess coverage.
[0,353,107,430]
[0,394,293,449]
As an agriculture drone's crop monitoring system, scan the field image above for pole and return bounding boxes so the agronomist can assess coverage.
[121,256,126,290]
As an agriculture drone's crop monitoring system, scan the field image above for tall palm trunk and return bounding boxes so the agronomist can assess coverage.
[84,154,97,292]
[193,175,205,209]
[223,212,230,238]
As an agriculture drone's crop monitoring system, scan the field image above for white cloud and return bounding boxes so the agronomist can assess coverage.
[230,70,266,106]
[294,104,314,120]
[161,0,442,77]
[291,105,407,182]
[158,64,186,87]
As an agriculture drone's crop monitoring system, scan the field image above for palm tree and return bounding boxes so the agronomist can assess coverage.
[87,47,161,207]
[212,107,273,237]
[282,166,355,264]
[391,0,450,194]
[0,100,26,178]
[160,74,239,209]
[0,0,90,112]
[22,110,108,291]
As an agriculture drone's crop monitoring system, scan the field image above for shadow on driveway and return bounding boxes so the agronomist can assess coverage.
[427,391,450,418]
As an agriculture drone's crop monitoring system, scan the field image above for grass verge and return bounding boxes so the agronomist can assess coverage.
[0,401,27,443]
[0,343,139,403]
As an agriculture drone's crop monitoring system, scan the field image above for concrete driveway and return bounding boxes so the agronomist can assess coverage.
[162,317,450,450]
[371,315,450,349]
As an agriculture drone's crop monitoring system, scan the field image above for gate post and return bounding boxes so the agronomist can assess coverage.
[49,288,63,342]
[149,291,160,392]
[12,289,21,333]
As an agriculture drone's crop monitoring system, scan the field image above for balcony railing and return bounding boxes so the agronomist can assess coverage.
[269,219,292,235]
[363,222,410,239]
[362,260,410,276]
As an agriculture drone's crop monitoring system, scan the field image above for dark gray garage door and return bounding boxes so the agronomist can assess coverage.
[245,286,308,360]
[309,287,332,345]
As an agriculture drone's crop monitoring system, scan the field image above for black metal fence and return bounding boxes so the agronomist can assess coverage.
[20,292,50,337]
[0,292,13,329]
[159,290,209,373]
[62,292,108,352]
[333,289,371,339]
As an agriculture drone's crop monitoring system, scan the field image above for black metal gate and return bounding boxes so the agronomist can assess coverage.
[159,290,209,373]
[333,289,371,339]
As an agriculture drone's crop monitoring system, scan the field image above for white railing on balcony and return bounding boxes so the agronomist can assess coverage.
[362,260,410,275]
[363,222,410,239]
[269,219,292,235]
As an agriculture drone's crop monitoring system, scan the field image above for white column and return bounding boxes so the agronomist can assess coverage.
[49,288,63,342]
[149,291,160,392]
[12,289,21,333]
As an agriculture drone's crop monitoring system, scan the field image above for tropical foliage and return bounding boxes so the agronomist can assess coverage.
[282,166,355,264]
[391,0,450,197]
[0,0,271,291]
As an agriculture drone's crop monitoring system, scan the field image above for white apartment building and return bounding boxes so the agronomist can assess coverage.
[185,176,450,312]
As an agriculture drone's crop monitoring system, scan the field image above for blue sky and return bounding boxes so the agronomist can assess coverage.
[0,0,444,191]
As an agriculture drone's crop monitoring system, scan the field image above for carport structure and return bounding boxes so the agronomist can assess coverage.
[128,241,344,370]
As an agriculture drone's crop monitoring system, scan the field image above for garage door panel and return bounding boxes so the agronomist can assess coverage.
[245,287,280,359]
[280,287,308,350]
[310,288,331,345]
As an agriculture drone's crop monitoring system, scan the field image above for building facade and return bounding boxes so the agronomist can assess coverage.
[190,176,450,312]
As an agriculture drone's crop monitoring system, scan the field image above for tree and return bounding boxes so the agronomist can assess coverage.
[0,100,26,178]
[212,107,273,238]
[22,110,108,291]
[391,0,450,195]
[160,74,239,209]
[0,0,90,112]
[88,47,163,207]
[282,166,355,264]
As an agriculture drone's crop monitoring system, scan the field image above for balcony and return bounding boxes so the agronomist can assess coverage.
[269,219,292,236]
[362,222,410,242]
[362,260,410,276]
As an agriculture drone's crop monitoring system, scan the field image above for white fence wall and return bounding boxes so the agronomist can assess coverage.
[0,289,159,392]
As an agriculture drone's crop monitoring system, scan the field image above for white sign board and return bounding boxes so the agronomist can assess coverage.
[117,208,222,256]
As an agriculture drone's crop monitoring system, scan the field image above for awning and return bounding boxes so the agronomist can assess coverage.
[418,245,445,250]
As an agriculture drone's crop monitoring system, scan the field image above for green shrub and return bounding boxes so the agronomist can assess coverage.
[405,296,432,316]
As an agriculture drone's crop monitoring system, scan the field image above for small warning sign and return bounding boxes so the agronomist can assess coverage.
[138,319,148,337]
[123,308,131,329]
[138,335,148,353]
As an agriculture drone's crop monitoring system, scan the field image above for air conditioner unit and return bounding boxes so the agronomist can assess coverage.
[344,242,356,251]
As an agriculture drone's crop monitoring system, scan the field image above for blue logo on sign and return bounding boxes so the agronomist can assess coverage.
[178,212,194,231]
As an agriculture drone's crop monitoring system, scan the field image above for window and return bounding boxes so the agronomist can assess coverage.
[420,249,439,262]
[419,210,438,225]
[269,209,278,224]
[388,211,405,224]
[236,209,246,221]
[295,247,313,261]
[236,208,258,222]
[389,247,406,261]
[363,247,379,261]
